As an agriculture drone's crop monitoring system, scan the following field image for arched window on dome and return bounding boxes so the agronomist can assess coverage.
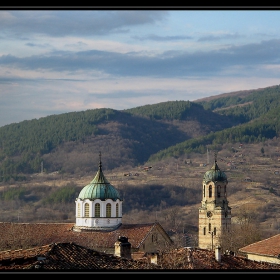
[95,203,100,218]
[116,203,119,218]
[77,203,81,217]
[106,203,111,218]
[85,203,89,217]
[209,185,212,198]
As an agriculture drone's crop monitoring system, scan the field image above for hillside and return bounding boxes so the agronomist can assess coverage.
[0,101,237,178]
[1,137,279,241]
[0,84,280,243]
[1,84,280,179]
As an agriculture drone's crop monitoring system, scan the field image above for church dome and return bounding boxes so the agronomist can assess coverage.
[203,160,227,183]
[78,155,121,201]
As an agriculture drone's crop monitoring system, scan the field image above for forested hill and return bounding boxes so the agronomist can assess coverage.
[195,84,280,122]
[148,85,280,163]
[123,100,231,123]
[0,84,280,181]
[0,101,236,180]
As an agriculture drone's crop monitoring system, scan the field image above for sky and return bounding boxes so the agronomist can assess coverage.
[1,7,280,127]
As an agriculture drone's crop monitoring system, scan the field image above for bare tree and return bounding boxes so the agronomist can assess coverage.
[220,206,262,254]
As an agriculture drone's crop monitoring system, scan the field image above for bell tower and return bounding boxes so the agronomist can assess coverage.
[198,152,231,250]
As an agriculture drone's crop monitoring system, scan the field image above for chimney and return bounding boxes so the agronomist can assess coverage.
[215,245,221,262]
[114,236,131,259]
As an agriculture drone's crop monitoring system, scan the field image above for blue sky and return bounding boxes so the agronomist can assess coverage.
[1,8,280,127]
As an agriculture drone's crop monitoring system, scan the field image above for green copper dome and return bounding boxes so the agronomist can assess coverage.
[203,160,227,183]
[78,154,121,201]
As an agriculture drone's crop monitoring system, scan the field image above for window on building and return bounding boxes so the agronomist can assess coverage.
[217,185,221,197]
[77,204,81,217]
[209,185,212,198]
[106,203,111,218]
[95,203,100,218]
[85,203,89,217]
[203,185,205,197]
[152,233,158,243]
[208,223,211,232]
[203,227,206,235]
[116,203,119,218]
[214,227,217,235]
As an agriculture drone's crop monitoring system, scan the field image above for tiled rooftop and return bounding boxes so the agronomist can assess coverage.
[0,222,158,252]
[1,222,280,271]
[1,242,280,271]
[239,233,280,257]
[0,242,161,271]
[159,247,280,270]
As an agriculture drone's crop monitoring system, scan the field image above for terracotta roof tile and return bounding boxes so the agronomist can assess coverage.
[1,243,280,271]
[0,242,161,271]
[0,222,159,252]
[239,234,280,257]
[159,247,280,270]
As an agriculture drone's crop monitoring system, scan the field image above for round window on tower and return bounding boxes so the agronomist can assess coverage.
[207,211,213,218]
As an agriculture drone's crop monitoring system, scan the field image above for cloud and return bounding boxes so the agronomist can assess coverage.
[1,39,280,79]
[1,10,280,127]
[0,10,169,37]
[133,34,193,41]
[197,32,242,42]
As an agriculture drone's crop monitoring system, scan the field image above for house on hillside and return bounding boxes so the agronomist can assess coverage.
[0,152,173,259]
